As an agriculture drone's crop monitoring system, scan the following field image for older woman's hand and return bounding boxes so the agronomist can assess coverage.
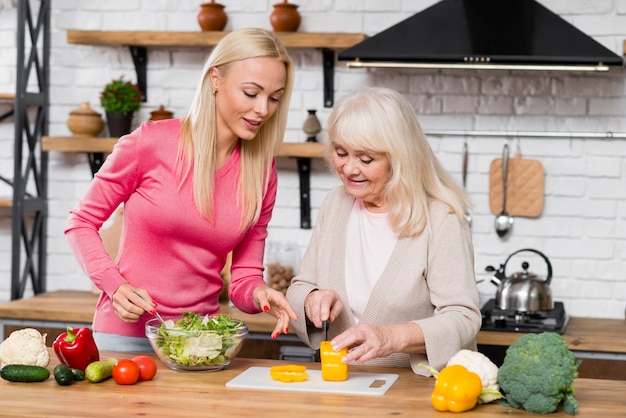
[253,285,298,339]
[331,322,426,363]
[304,289,343,329]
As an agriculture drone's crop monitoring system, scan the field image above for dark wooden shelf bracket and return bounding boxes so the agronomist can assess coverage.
[321,48,334,108]
[129,46,148,102]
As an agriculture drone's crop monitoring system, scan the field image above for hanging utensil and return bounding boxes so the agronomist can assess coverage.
[462,142,472,227]
[494,144,514,238]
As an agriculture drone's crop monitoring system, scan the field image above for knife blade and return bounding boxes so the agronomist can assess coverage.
[322,320,329,341]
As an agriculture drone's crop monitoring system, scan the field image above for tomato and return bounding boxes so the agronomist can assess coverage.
[132,355,157,381]
[112,359,140,385]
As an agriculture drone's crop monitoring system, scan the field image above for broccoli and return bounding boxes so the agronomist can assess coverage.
[498,332,580,415]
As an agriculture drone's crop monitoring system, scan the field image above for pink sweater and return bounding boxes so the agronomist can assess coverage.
[65,118,276,337]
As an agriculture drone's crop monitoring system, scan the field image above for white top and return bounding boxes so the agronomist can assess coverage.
[345,199,399,321]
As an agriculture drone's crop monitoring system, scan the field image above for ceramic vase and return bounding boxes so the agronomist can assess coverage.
[302,109,321,141]
[270,0,301,32]
[197,0,228,32]
[67,102,104,137]
[106,112,134,138]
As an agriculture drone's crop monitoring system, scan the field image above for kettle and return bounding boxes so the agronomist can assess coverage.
[485,248,553,312]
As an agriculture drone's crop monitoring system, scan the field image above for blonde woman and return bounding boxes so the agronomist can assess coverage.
[287,87,481,375]
[66,28,297,351]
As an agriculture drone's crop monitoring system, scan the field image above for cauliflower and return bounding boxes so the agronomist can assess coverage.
[0,328,50,367]
[498,332,579,415]
[447,349,503,403]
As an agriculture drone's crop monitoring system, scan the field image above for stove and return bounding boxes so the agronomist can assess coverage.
[480,299,569,334]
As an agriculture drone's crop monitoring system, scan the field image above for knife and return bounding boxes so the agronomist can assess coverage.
[322,320,329,341]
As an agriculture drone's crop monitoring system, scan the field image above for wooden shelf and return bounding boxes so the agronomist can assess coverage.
[42,136,324,157]
[0,93,15,101]
[66,30,367,108]
[43,136,324,228]
[67,30,367,49]
[0,199,12,208]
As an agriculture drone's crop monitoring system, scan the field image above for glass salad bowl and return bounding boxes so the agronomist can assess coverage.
[145,312,248,372]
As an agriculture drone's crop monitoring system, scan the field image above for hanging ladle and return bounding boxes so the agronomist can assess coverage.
[494,144,514,238]
[462,142,472,227]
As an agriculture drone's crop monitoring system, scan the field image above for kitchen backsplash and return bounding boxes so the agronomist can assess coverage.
[0,1,624,319]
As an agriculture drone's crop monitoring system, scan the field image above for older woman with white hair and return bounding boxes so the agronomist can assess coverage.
[287,86,481,375]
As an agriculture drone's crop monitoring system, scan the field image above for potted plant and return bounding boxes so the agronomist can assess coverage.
[100,76,142,137]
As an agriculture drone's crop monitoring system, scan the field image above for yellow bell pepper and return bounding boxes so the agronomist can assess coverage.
[269,365,308,383]
[430,364,483,413]
[320,341,348,382]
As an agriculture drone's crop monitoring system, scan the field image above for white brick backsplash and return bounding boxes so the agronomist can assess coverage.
[0,0,625,318]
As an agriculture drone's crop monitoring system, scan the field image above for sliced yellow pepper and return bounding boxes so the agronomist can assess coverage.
[269,365,308,383]
[320,341,348,382]
[430,364,483,413]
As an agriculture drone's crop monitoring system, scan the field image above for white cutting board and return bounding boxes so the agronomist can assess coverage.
[226,366,399,396]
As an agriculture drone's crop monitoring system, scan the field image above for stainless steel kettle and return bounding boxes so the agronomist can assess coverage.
[486,248,553,312]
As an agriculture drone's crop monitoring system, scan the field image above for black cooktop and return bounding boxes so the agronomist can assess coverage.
[480,299,570,334]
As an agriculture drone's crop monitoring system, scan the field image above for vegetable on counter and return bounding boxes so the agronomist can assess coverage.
[112,359,140,385]
[422,364,483,413]
[0,328,49,368]
[85,358,117,383]
[0,364,50,382]
[53,327,99,372]
[498,332,580,415]
[270,365,308,383]
[53,364,74,386]
[446,349,503,404]
[320,341,348,382]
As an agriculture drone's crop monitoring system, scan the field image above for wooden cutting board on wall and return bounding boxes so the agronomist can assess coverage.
[489,156,545,218]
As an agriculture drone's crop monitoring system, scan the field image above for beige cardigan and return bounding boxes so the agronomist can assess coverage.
[286,187,481,376]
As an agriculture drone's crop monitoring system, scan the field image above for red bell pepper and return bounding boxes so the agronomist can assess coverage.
[53,327,100,372]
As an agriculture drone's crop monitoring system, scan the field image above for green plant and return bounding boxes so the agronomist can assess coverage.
[99,76,142,114]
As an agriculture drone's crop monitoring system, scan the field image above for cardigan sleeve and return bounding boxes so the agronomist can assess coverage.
[410,208,481,374]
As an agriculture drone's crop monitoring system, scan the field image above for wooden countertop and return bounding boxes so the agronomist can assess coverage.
[477,318,626,354]
[0,291,278,334]
[0,347,623,417]
[1,291,625,353]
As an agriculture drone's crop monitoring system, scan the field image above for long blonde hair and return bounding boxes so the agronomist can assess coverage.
[326,87,470,237]
[178,28,293,227]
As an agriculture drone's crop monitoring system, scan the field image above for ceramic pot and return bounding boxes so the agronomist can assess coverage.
[149,105,174,121]
[197,0,227,32]
[270,0,301,32]
[67,102,104,137]
[106,112,134,138]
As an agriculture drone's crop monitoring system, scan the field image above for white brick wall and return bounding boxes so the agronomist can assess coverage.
[0,0,625,319]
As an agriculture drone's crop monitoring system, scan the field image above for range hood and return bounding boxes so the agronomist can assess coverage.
[338,0,624,72]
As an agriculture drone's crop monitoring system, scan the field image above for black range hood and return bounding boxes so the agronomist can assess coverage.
[338,0,624,72]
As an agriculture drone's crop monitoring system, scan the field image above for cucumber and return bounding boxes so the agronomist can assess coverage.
[70,368,85,381]
[0,365,50,382]
[53,364,74,386]
[85,358,117,383]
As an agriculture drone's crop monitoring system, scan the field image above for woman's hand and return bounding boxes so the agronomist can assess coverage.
[331,322,425,363]
[111,284,155,323]
[304,289,343,329]
[253,285,299,339]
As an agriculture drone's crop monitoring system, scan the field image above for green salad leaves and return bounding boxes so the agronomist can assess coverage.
[155,312,246,367]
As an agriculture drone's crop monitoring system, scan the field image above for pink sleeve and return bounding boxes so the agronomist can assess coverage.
[228,161,278,313]
[64,130,141,296]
